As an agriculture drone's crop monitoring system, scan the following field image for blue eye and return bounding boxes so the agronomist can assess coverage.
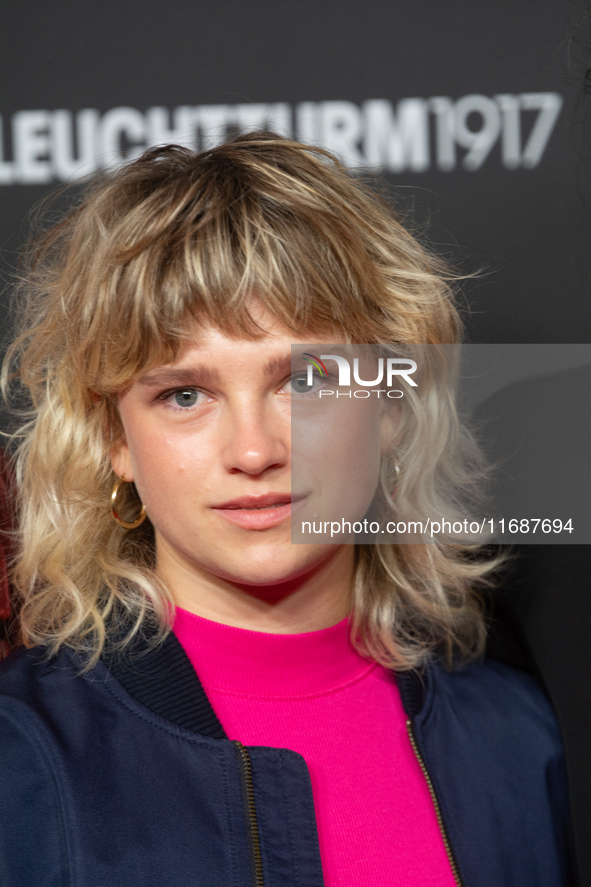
[289,372,315,394]
[172,389,200,408]
[286,369,332,396]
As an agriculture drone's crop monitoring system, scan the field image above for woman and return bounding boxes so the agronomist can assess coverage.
[0,132,570,886]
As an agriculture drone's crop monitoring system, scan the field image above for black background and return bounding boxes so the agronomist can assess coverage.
[1,0,591,346]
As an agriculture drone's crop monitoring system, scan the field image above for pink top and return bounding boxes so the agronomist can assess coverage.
[173,608,457,887]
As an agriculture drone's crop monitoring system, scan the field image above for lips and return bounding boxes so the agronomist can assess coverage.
[215,494,293,510]
[212,493,306,530]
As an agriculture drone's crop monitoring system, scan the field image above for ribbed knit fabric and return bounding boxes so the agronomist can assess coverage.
[173,608,457,887]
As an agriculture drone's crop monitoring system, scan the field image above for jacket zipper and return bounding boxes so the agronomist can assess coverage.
[406,719,465,887]
[233,740,264,887]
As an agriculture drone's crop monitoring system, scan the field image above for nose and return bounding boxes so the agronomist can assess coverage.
[221,399,289,477]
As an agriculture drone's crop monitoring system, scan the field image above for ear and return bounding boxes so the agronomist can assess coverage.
[110,438,134,483]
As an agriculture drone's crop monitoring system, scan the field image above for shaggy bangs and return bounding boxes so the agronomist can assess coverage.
[22,133,457,401]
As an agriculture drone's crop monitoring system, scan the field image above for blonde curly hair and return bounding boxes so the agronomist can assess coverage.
[2,131,498,669]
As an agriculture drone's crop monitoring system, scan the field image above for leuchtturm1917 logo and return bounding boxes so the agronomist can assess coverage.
[0,93,562,185]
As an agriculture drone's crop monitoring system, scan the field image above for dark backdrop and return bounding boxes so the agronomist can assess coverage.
[1,0,591,348]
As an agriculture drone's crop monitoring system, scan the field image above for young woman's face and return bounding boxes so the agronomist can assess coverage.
[111,302,398,596]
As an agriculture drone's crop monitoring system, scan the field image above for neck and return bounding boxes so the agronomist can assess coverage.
[156,543,354,634]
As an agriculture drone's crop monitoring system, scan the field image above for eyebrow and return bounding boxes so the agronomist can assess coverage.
[263,354,294,376]
[136,354,298,389]
[136,367,221,388]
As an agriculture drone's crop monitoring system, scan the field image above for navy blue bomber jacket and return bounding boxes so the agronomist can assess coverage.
[0,629,572,886]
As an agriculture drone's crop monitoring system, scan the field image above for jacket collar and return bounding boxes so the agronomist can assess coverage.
[103,626,227,739]
[102,624,428,736]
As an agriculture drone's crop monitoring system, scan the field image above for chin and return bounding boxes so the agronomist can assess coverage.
[212,544,331,588]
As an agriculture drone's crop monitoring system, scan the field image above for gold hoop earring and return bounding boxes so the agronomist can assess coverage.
[110,475,147,529]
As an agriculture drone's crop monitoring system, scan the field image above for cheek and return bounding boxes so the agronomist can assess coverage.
[121,419,215,519]
[330,402,383,501]
[294,399,384,524]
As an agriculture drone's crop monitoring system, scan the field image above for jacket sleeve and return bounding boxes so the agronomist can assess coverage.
[0,701,70,887]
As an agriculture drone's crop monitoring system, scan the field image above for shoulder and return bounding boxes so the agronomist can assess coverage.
[425,656,562,750]
[416,659,571,884]
[0,643,114,740]
[430,656,556,717]
[0,643,84,705]
[0,647,78,884]
[0,645,67,754]
[419,657,567,814]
